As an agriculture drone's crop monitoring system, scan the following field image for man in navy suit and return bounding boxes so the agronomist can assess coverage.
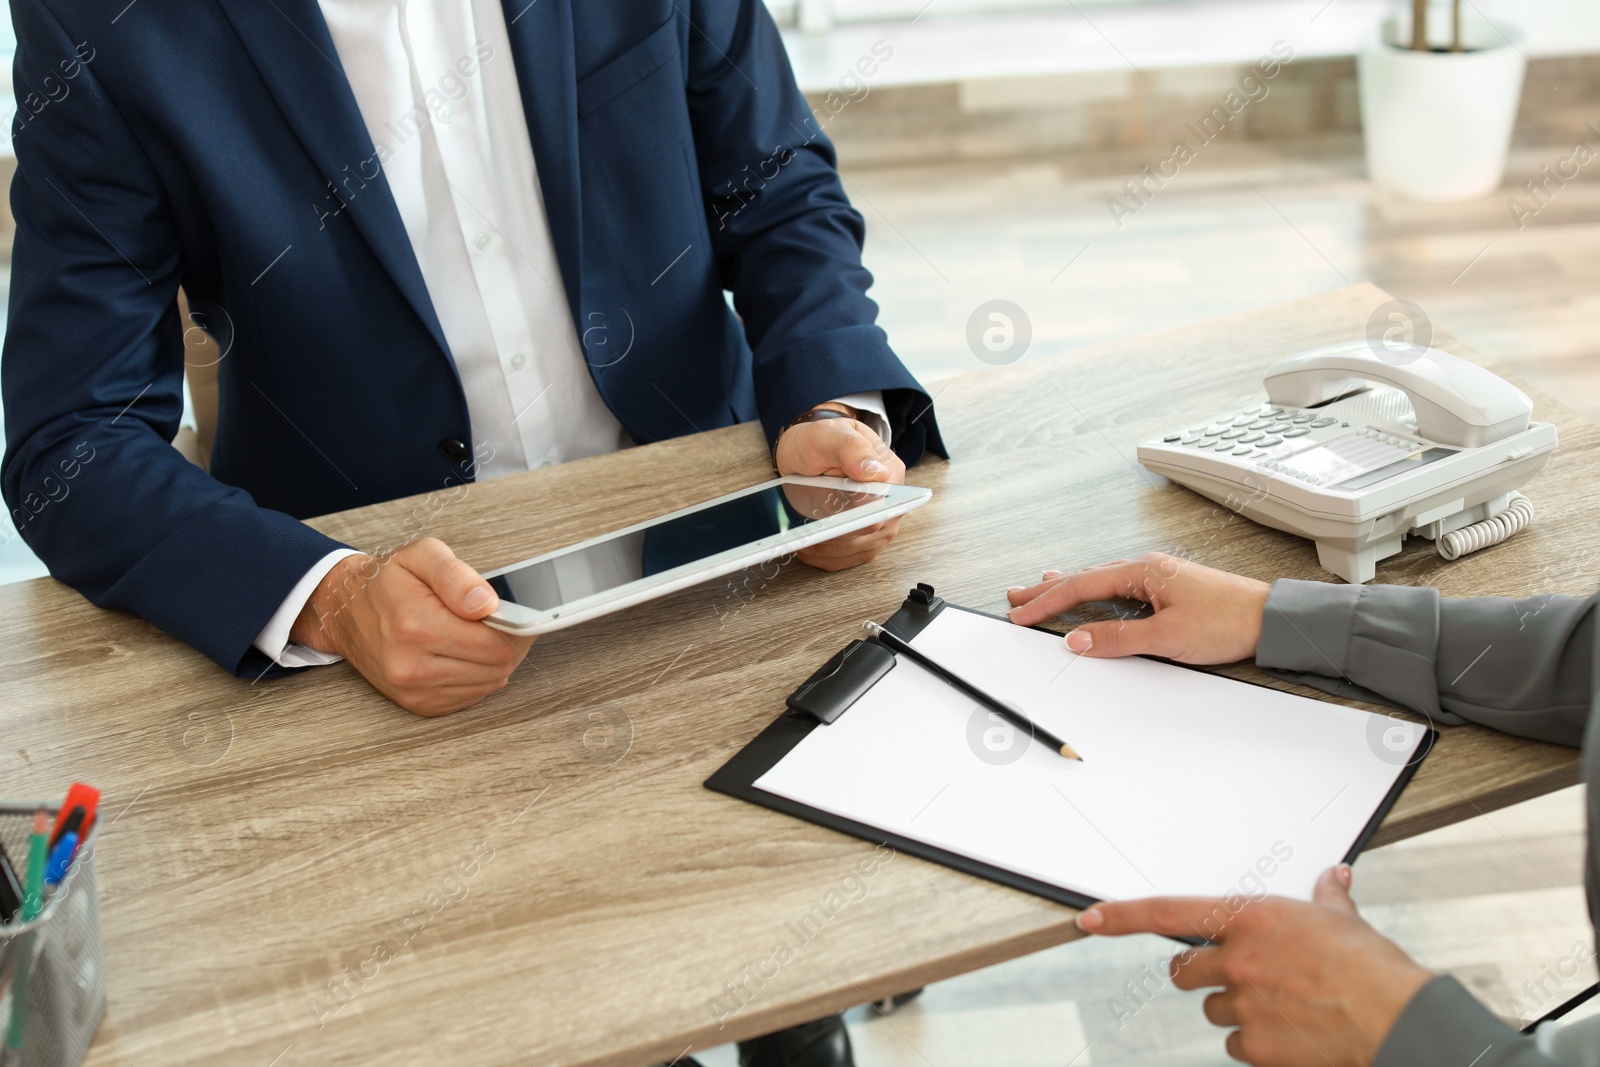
[1,1,941,1062]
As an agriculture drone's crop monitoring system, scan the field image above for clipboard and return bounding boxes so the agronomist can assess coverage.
[705,583,1437,916]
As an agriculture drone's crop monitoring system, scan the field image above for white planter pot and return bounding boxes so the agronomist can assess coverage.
[1357,14,1526,201]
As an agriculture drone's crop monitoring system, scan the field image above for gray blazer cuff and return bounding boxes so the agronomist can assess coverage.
[1375,976,1560,1067]
[1256,579,1467,724]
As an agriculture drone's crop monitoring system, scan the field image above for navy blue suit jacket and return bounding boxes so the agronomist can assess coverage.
[1,0,945,677]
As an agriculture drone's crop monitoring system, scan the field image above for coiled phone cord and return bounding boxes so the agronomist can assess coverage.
[1437,492,1535,561]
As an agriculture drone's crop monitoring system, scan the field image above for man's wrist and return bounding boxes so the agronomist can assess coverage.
[790,402,859,428]
[288,552,373,654]
[777,403,859,447]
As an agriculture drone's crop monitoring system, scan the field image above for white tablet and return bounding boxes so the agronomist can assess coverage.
[482,475,932,636]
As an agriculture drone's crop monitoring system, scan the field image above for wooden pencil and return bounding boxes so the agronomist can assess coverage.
[862,621,1083,762]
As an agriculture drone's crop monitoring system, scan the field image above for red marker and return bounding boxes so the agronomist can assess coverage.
[49,782,100,848]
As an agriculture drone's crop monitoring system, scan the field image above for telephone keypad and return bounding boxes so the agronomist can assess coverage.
[1160,404,1374,470]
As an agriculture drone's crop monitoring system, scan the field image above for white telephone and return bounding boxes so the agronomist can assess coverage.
[1136,341,1558,583]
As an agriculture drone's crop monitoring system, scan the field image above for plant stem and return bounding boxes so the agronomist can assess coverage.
[1452,0,1463,52]
[1412,0,1429,50]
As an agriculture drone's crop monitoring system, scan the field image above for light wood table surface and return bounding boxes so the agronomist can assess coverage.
[3,283,1593,1067]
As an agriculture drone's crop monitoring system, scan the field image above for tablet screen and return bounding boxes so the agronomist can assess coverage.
[487,482,889,612]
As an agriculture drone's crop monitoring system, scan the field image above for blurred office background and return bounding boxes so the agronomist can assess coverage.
[0,2,1596,1062]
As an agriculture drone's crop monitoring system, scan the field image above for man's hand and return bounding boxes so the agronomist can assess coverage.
[774,405,907,572]
[1077,866,1433,1067]
[289,538,535,716]
[1005,552,1270,663]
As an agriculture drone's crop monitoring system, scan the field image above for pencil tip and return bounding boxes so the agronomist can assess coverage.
[1061,744,1083,762]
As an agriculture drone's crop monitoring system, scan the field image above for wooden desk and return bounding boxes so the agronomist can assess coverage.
[3,284,1593,1067]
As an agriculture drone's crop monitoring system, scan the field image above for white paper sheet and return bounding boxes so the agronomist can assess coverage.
[754,607,1427,903]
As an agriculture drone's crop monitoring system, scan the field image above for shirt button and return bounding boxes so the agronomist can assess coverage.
[437,105,456,123]
[473,232,491,250]
[438,438,469,462]
[508,352,526,370]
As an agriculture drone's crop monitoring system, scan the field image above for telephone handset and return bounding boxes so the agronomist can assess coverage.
[1262,341,1531,447]
[1138,342,1558,583]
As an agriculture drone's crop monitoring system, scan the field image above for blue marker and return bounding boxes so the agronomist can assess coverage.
[43,832,78,887]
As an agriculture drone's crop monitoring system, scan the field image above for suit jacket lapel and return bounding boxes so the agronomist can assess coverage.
[499,0,584,328]
[214,0,454,364]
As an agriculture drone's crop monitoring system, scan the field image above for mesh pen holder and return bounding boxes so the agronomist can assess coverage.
[0,803,106,1067]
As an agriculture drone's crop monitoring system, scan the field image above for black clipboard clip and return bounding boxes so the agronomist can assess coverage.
[785,585,944,724]
[785,639,894,724]
[905,582,943,615]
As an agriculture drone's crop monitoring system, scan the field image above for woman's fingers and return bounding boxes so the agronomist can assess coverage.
[1007,560,1157,626]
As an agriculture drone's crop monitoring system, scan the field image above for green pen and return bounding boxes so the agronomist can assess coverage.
[4,810,50,1052]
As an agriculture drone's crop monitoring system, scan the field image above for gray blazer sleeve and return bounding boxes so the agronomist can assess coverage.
[1255,579,1596,747]
[1257,580,1597,1066]
[1373,977,1563,1067]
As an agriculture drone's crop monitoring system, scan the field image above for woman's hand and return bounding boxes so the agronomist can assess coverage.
[1078,866,1433,1067]
[1005,552,1271,664]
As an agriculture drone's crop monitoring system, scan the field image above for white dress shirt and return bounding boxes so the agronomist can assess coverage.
[254,0,885,667]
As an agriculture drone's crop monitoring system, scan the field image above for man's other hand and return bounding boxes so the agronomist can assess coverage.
[774,406,907,572]
[289,537,535,715]
[1005,552,1270,664]
[1077,866,1433,1067]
